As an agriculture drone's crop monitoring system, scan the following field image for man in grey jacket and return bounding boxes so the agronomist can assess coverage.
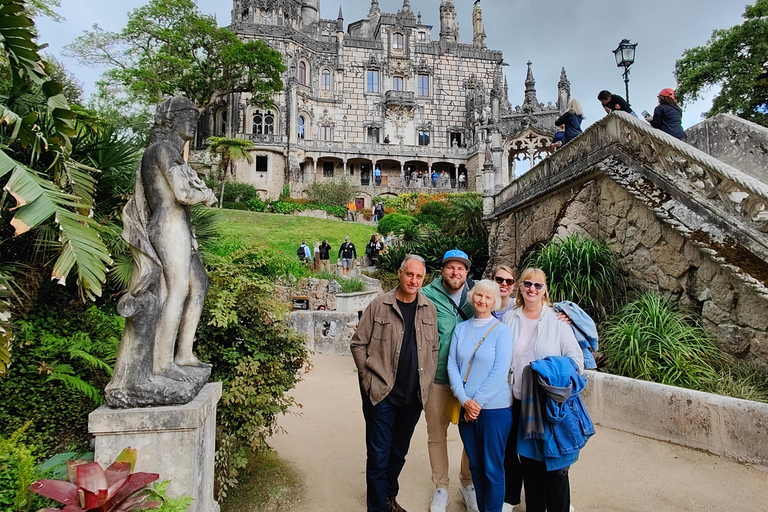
[351,255,439,512]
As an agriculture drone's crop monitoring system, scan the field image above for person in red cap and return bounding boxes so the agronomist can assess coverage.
[643,88,685,140]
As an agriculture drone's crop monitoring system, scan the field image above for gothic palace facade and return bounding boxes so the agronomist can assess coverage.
[199,0,573,206]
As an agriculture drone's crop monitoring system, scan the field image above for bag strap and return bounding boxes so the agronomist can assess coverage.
[449,292,471,321]
[463,321,500,383]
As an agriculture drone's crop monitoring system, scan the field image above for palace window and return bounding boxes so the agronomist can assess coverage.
[298,61,307,85]
[320,125,333,141]
[297,116,306,139]
[218,110,227,135]
[450,131,463,147]
[367,70,379,93]
[252,110,275,135]
[366,126,380,143]
[418,74,430,97]
[393,33,404,50]
[393,76,403,91]
[321,69,331,90]
[256,156,268,173]
[418,130,430,146]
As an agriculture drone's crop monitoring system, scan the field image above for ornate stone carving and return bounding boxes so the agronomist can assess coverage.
[105,97,218,408]
[386,104,415,140]
[390,58,410,78]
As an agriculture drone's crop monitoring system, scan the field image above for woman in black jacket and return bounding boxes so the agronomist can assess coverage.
[554,99,584,144]
[645,88,685,140]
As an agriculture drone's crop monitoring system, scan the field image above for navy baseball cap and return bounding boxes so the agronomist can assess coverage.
[442,249,471,269]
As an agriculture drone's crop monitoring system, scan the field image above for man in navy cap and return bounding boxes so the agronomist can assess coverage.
[420,250,478,512]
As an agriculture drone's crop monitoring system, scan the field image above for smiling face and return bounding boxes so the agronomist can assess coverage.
[398,258,426,301]
[441,260,468,292]
[493,268,515,299]
[514,268,550,308]
[471,284,497,318]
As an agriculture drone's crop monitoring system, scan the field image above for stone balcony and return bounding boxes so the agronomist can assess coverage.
[240,133,288,146]
[384,90,416,108]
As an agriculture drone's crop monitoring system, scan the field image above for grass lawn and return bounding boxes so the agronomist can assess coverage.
[220,449,302,512]
[211,209,377,263]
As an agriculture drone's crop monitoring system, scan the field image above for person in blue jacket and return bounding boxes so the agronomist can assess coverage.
[448,279,513,512]
[554,99,584,144]
[644,88,685,140]
[502,268,583,512]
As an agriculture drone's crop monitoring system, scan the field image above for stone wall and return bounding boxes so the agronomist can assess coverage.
[488,174,768,366]
[286,311,358,355]
[685,114,768,184]
[277,277,341,311]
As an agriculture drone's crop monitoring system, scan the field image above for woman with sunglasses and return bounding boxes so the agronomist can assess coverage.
[491,265,516,320]
[501,268,583,512]
[447,280,513,512]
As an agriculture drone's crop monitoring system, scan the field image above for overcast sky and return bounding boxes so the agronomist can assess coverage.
[37,0,747,130]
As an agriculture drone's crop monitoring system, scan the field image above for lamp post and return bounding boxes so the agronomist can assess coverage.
[613,39,638,106]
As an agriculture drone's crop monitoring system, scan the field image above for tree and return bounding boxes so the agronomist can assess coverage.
[205,136,254,208]
[65,0,285,113]
[675,0,768,126]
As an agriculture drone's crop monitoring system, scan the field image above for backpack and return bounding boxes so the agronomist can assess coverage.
[297,245,305,259]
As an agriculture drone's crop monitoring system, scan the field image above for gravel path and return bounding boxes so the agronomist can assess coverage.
[270,354,768,512]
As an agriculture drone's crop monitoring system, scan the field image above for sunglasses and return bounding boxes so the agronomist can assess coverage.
[522,281,545,290]
[494,276,514,286]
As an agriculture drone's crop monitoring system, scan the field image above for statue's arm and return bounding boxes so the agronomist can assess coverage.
[160,153,217,207]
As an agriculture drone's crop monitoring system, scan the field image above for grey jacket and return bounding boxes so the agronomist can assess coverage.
[350,287,439,406]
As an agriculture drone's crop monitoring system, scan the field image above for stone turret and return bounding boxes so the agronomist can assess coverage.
[557,67,571,114]
[521,61,540,113]
[336,5,344,33]
[472,0,487,48]
[368,0,380,17]
[300,0,319,28]
[440,0,458,43]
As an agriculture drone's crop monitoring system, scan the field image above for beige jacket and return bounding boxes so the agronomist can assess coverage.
[350,287,439,406]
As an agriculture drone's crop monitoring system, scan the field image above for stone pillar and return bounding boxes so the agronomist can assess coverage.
[89,383,222,512]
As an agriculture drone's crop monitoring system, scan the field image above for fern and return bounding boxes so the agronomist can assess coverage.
[68,348,113,376]
[46,365,104,405]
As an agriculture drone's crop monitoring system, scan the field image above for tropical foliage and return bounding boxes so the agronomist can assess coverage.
[206,137,254,208]
[523,234,626,323]
[304,176,357,207]
[675,0,768,126]
[64,0,285,113]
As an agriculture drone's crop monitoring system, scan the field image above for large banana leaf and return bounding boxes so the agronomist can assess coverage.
[0,0,45,86]
[0,152,112,299]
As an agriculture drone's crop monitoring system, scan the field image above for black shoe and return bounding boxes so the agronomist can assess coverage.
[386,496,407,512]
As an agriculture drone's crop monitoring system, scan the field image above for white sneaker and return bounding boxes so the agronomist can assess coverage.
[458,484,480,512]
[430,488,449,512]
[502,504,514,512]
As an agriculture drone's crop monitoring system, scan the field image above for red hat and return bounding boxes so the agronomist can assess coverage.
[659,88,676,99]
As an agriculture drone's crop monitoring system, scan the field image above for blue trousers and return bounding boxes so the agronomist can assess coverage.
[459,407,513,512]
[360,385,422,512]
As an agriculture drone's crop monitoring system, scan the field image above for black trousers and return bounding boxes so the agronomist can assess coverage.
[503,398,523,506]
[519,457,570,512]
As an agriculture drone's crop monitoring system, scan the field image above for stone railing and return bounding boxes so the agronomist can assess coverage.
[238,133,288,145]
[295,139,469,160]
[496,112,768,236]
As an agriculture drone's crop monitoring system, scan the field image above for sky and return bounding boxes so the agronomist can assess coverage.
[36,0,748,131]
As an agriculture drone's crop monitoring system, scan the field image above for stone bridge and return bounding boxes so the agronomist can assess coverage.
[486,111,768,364]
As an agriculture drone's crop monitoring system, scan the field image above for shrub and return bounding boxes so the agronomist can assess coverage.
[523,234,626,323]
[269,201,301,215]
[305,177,357,207]
[416,200,449,230]
[196,245,310,499]
[601,293,723,390]
[314,271,365,293]
[223,201,251,211]
[0,425,39,512]
[377,213,417,236]
[247,197,269,212]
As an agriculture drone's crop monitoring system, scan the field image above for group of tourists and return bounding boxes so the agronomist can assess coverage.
[351,250,596,512]
[551,87,686,150]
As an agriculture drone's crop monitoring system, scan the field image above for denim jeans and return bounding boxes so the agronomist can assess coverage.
[459,407,513,512]
[360,385,423,512]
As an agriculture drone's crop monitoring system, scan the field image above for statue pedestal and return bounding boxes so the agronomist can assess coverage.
[89,382,222,512]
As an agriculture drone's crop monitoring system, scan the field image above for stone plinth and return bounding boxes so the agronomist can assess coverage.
[89,382,222,512]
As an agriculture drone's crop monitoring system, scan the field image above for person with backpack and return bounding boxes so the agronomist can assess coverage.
[297,240,312,264]
[318,239,332,272]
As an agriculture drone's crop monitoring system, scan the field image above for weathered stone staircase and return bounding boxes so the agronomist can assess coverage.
[487,111,768,364]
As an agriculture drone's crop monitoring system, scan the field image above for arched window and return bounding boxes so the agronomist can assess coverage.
[393,76,403,91]
[252,110,275,135]
[393,33,404,50]
[297,116,305,139]
[298,61,307,85]
[321,69,332,90]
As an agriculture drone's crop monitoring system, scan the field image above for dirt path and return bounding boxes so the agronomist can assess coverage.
[270,354,768,512]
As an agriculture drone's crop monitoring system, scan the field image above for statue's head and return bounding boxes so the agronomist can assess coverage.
[154,96,200,142]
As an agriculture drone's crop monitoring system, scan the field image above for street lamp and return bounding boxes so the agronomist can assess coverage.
[613,39,638,105]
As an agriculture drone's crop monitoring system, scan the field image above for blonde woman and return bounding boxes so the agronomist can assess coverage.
[554,99,584,144]
[491,265,516,320]
[502,268,583,512]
